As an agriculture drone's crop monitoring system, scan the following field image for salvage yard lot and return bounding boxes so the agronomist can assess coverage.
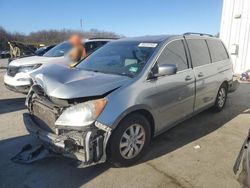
[0,58,249,188]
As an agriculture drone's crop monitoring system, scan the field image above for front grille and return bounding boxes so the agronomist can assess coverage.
[32,100,58,133]
[7,66,19,77]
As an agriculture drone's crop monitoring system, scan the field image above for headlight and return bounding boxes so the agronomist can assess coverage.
[55,98,107,127]
[18,64,42,73]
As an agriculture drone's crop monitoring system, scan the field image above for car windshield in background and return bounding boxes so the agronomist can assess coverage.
[43,42,72,57]
[77,41,158,77]
[85,41,108,54]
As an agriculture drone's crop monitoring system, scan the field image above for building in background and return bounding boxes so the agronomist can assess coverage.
[220,0,250,74]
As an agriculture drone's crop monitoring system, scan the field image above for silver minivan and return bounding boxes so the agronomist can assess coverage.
[23,33,233,167]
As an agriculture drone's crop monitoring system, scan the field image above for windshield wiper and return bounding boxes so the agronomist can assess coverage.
[80,68,134,78]
[99,71,134,78]
[119,72,134,78]
[81,68,100,73]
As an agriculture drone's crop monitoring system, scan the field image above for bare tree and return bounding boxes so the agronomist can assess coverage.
[0,26,123,50]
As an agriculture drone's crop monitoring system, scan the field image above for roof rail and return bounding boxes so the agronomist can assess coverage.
[183,32,213,37]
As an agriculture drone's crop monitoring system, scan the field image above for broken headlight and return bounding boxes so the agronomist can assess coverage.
[55,98,107,127]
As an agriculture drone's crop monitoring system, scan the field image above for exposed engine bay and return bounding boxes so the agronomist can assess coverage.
[14,84,112,167]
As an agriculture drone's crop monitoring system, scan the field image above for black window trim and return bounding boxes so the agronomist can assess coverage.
[205,39,212,64]
[183,38,192,68]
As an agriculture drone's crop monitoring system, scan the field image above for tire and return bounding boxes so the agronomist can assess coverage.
[107,113,151,167]
[213,83,228,112]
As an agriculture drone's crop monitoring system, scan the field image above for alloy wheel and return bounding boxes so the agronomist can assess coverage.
[218,87,226,108]
[119,124,146,159]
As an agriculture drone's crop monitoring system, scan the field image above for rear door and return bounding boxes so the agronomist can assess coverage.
[186,38,218,111]
[153,39,195,131]
[206,39,232,91]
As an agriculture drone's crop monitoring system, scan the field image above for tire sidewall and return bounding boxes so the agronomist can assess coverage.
[215,83,228,111]
[107,113,151,167]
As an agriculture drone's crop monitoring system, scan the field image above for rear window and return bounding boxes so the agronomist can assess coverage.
[206,39,228,62]
[187,39,211,67]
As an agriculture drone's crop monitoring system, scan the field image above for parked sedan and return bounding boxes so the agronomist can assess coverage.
[23,34,233,167]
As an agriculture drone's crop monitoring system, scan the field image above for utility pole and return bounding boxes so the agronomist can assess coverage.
[80,19,83,33]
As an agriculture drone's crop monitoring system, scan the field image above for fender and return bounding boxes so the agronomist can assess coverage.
[97,104,157,131]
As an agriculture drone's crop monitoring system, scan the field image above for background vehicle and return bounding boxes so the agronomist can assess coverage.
[0,50,10,58]
[8,41,45,61]
[34,45,56,56]
[4,38,116,93]
[8,44,56,63]
[22,34,233,167]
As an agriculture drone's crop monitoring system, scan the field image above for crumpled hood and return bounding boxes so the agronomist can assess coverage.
[30,64,131,99]
[9,56,68,66]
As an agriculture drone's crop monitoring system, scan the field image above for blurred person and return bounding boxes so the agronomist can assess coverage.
[69,34,87,64]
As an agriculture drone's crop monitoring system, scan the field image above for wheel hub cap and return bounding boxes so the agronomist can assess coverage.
[119,124,146,159]
[218,88,226,108]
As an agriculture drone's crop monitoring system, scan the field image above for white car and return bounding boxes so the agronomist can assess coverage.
[4,38,115,93]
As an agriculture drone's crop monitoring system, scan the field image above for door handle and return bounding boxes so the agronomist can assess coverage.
[185,75,192,81]
[198,72,204,77]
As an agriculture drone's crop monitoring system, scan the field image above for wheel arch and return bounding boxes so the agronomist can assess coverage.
[111,106,156,138]
[105,107,156,161]
[222,80,229,90]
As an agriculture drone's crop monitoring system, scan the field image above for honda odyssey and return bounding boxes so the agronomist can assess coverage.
[23,33,233,167]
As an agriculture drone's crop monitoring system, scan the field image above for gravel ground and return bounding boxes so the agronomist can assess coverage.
[0,58,250,188]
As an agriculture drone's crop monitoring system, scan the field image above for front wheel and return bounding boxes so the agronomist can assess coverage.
[213,83,228,112]
[107,114,151,167]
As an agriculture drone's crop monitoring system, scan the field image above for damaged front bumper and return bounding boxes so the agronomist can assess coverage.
[23,113,112,167]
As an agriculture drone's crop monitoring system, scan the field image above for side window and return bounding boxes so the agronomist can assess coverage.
[157,40,188,71]
[187,39,211,67]
[207,39,228,62]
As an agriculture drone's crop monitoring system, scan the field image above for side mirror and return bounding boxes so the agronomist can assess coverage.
[158,64,177,76]
[148,63,177,79]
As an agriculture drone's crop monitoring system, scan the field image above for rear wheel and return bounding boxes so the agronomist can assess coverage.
[213,83,228,112]
[108,113,151,167]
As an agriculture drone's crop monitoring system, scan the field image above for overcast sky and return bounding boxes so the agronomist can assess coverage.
[0,0,223,36]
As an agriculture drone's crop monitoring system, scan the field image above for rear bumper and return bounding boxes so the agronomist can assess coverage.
[228,77,240,93]
[23,113,111,166]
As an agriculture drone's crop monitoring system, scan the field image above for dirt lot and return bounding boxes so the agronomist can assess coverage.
[0,58,250,188]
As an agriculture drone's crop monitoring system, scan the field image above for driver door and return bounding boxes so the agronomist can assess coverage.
[152,39,195,132]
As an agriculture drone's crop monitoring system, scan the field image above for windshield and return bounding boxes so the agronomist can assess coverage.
[35,46,48,56]
[76,41,158,77]
[43,42,72,57]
